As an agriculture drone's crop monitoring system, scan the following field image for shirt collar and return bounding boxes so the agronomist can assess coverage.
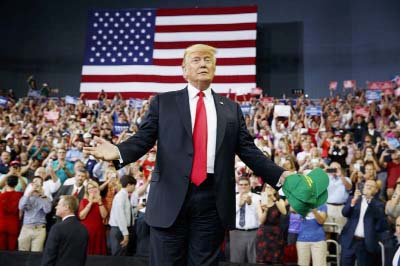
[187,83,212,100]
[62,214,75,221]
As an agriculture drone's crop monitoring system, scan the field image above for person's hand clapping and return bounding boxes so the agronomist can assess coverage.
[83,136,120,161]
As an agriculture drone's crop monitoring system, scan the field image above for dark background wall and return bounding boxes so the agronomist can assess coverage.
[0,0,399,98]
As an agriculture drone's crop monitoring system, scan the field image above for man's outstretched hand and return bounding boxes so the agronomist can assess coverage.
[278,170,293,187]
[83,136,120,161]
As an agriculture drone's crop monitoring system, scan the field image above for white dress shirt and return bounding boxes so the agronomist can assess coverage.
[187,83,217,174]
[354,196,369,237]
[235,192,260,230]
[109,188,133,236]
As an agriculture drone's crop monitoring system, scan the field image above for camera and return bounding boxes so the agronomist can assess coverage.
[384,155,392,163]
[358,182,364,192]
[141,198,146,206]
[326,168,337,173]
[387,149,396,154]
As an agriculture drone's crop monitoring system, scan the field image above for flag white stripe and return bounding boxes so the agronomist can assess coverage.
[153,47,255,59]
[82,65,255,75]
[80,82,256,93]
[156,13,257,26]
[154,30,256,42]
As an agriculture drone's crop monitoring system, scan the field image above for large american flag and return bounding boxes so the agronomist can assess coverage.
[80,6,257,99]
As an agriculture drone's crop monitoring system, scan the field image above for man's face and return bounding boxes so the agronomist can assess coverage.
[55,198,68,217]
[127,183,136,193]
[182,50,216,89]
[363,180,377,198]
[32,177,43,191]
[1,152,10,164]
[396,216,400,237]
[238,180,251,194]
[57,149,66,160]
[75,172,86,187]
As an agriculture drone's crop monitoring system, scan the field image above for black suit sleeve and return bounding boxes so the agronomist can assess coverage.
[41,225,60,266]
[234,103,284,189]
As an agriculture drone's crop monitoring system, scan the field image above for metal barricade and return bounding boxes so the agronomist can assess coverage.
[326,239,340,266]
[378,241,384,266]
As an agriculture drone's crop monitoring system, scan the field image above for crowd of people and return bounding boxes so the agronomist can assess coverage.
[0,81,399,265]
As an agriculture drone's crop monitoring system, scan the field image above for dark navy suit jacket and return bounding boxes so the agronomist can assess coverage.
[41,216,88,266]
[339,196,388,253]
[117,88,284,229]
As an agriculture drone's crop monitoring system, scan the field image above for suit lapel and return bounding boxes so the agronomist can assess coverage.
[213,91,227,154]
[176,87,192,139]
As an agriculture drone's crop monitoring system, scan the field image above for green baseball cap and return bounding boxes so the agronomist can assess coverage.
[282,167,329,217]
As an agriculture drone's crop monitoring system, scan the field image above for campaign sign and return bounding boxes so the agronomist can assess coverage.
[44,111,59,121]
[129,98,144,109]
[65,95,77,105]
[0,96,8,107]
[305,106,322,116]
[354,106,369,119]
[113,122,130,135]
[365,90,382,103]
[274,105,291,117]
[241,103,251,116]
[27,89,41,98]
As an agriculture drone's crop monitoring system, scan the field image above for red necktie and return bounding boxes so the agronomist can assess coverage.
[190,91,208,186]
[73,189,79,198]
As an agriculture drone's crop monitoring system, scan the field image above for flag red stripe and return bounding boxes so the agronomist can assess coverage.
[81,75,255,83]
[154,40,255,49]
[152,57,255,66]
[155,23,256,33]
[156,6,257,16]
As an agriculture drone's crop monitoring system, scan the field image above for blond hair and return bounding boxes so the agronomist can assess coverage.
[84,179,100,199]
[182,44,217,67]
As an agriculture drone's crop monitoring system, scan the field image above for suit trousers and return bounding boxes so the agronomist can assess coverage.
[229,230,257,263]
[341,238,374,266]
[149,175,225,266]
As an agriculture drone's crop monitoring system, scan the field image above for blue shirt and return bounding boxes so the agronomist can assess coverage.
[327,175,351,204]
[52,160,74,184]
[297,204,327,242]
[19,195,52,225]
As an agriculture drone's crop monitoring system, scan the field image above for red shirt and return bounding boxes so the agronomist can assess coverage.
[387,161,400,189]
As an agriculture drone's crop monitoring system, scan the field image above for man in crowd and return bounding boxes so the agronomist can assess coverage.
[18,176,52,252]
[108,175,136,256]
[230,177,260,263]
[0,151,11,174]
[54,167,86,202]
[50,148,74,184]
[339,180,388,266]
[325,161,352,235]
[41,195,88,266]
[23,167,60,201]
[84,43,290,266]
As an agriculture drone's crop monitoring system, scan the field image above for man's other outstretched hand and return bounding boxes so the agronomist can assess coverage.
[83,136,120,161]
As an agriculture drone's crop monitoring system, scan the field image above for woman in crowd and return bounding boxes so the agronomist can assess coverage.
[296,204,328,266]
[99,167,120,224]
[255,183,287,265]
[78,180,107,255]
[0,176,23,250]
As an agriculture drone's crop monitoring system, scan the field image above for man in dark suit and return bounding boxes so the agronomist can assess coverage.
[84,44,291,266]
[54,167,86,202]
[41,195,88,266]
[339,180,388,266]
